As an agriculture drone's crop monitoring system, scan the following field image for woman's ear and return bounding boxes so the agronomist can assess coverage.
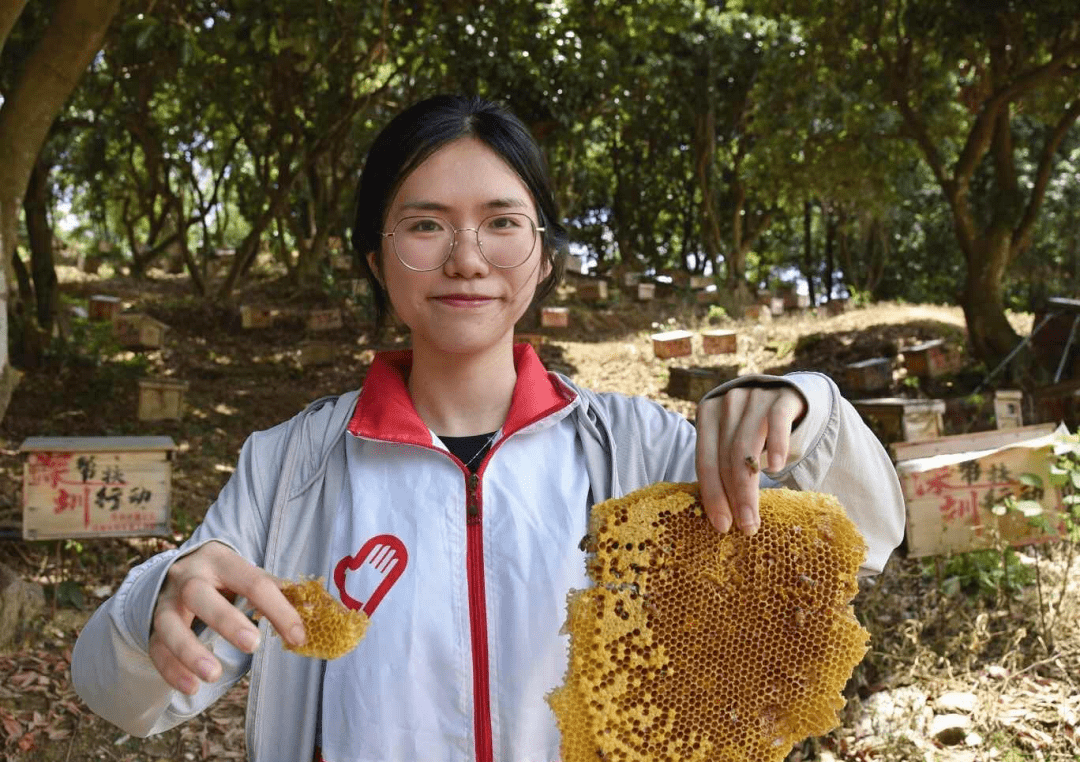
[539,250,552,283]
[366,250,383,286]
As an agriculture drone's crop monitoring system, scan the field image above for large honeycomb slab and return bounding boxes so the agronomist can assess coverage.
[549,484,869,762]
[279,578,369,660]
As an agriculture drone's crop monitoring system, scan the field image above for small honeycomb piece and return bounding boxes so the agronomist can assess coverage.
[279,577,370,660]
[549,484,870,762]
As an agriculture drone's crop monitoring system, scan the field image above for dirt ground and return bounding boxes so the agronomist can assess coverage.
[0,266,1077,761]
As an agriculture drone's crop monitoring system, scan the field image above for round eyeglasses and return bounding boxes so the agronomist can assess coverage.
[381,213,545,272]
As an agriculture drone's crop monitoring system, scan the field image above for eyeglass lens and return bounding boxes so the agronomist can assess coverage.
[391,213,539,271]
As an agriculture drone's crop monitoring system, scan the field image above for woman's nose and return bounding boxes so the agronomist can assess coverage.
[444,228,489,275]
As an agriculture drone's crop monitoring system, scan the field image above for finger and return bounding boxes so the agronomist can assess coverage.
[176,572,264,655]
[150,598,223,691]
[148,628,203,695]
[764,398,797,473]
[695,398,733,533]
[227,565,307,649]
[723,402,768,536]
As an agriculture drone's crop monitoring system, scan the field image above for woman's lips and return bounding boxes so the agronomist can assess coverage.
[433,295,495,307]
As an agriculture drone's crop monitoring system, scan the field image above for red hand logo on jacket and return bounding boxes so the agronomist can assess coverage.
[333,535,408,616]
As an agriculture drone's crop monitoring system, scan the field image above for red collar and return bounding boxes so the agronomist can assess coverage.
[347,344,575,444]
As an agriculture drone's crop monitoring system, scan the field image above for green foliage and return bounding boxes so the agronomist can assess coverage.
[929,548,1036,600]
[1048,430,1080,543]
[706,305,728,323]
[48,317,122,369]
[23,0,1080,319]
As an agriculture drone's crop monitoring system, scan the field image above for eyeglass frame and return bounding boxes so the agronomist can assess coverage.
[380,212,547,272]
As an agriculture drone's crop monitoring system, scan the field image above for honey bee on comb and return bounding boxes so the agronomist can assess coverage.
[278,578,370,660]
[548,483,870,762]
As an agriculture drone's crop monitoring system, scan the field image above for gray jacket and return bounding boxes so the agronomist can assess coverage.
[72,371,904,761]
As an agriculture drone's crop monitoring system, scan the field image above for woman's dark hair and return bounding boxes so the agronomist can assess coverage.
[350,94,568,331]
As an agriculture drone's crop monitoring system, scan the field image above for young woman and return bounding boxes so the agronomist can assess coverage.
[73,95,905,762]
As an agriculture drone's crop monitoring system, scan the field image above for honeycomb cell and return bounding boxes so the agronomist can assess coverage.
[279,577,369,660]
[548,484,870,762]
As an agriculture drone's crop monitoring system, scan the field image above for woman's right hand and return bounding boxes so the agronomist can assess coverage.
[148,541,307,695]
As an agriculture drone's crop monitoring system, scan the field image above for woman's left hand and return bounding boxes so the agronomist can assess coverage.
[695,384,807,535]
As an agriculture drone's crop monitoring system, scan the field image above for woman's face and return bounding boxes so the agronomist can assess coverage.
[370,137,549,359]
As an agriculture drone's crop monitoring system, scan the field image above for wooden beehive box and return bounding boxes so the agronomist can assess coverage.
[853,397,946,445]
[622,272,642,288]
[137,378,189,421]
[651,330,694,359]
[666,365,740,401]
[893,423,1066,558]
[701,329,737,355]
[88,295,122,322]
[306,308,344,332]
[541,306,569,328]
[113,313,168,349]
[515,333,545,352]
[695,289,721,305]
[298,340,335,368]
[688,275,712,290]
[240,305,276,329]
[904,339,965,378]
[781,289,810,311]
[993,390,1024,429]
[825,298,849,316]
[743,304,772,323]
[636,282,655,301]
[844,357,893,393]
[576,280,608,301]
[20,436,176,540]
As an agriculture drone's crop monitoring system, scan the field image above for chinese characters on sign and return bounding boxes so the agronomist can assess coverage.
[897,430,1066,558]
[21,437,175,540]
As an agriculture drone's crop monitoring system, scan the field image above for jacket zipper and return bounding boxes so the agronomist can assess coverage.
[465,468,494,762]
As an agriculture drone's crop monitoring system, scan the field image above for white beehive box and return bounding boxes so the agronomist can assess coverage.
[541,306,569,328]
[651,330,694,359]
[577,280,608,301]
[138,378,189,421]
[89,295,123,322]
[240,305,276,329]
[701,329,737,355]
[306,308,344,332]
[894,424,1068,558]
[20,436,176,540]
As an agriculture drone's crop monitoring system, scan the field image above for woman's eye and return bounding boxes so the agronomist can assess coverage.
[407,218,444,233]
[487,215,523,230]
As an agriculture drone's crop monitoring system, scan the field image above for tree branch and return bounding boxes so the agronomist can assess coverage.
[1011,98,1080,261]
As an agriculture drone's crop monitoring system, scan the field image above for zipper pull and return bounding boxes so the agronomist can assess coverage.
[467,472,480,518]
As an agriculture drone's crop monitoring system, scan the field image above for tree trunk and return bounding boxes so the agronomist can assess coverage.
[823,207,838,302]
[11,246,33,302]
[803,200,816,306]
[0,0,30,52]
[0,0,122,421]
[24,157,58,331]
[960,236,1025,376]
